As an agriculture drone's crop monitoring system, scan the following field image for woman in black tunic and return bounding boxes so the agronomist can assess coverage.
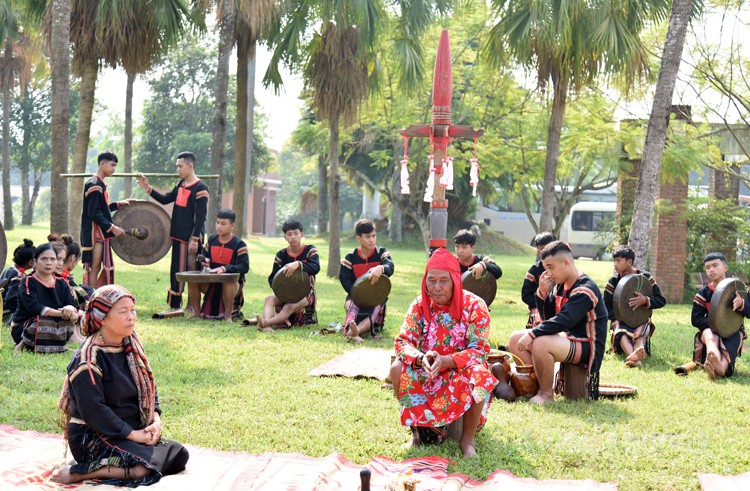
[53,285,189,486]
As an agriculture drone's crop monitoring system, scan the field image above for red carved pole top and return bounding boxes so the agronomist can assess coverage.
[432,29,453,132]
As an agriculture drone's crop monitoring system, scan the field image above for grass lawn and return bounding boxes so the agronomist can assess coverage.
[1,224,749,490]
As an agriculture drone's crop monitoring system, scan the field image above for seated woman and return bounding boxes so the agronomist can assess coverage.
[52,234,94,309]
[10,243,83,353]
[389,248,497,458]
[1,238,35,323]
[53,285,189,486]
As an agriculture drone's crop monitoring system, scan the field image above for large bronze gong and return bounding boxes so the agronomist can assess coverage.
[0,219,6,271]
[462,269,497,307]
[613,274,653,327]
[709,277,746,338]
[111,201,172,265]
[271,267,311,305]
[351,273,391,309]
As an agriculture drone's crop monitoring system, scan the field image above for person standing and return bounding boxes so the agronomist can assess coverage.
[137,152,209,310]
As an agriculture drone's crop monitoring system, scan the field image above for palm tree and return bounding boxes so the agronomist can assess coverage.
[0,2,20,230]
[628,0,695,267]
[484,0,669,233]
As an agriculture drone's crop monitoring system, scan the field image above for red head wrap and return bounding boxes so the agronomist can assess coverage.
[421,247,463,320]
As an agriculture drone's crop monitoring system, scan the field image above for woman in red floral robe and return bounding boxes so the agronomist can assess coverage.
[391,248,497,458]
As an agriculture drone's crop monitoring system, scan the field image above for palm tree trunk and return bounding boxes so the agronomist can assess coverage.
[49,0,71,235]
[327,117,341,277]
[538,75,569,233]
[233,34,256,238]
[124,70,135,198]
[20,87,32,225]
[208,0,236,236]
[317,153,328,233]
[628,0,693,268]
[68,57,98,241]
[2,40,13,230]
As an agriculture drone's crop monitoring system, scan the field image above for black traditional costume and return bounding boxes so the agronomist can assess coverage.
[603,270,666,355]
[691,283,750,377]
[521,260,545,328]
[81,175,122,286]
[200,234,249,320]
[59,286,189,486]
[1,264,24,322]
[10,274,77,353]
[532,274,608,398]
[147,179,209,309]
[268,244,320,325]
[458,254,502,279]
[339,246,394,335]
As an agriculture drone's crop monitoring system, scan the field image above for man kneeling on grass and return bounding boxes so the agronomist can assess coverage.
[691,252,750,379]
[187,209,249,322]
[390,248,496,458]
[508,241,607,404]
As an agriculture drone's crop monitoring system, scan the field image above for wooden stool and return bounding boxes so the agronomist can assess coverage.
[560,363,589,400]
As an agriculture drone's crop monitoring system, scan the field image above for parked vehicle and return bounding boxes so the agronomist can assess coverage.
[559,201,616,259]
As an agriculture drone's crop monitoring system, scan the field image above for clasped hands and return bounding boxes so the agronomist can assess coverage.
[418,350,454,380]
[59,305,81,322]
[129,416,162,446]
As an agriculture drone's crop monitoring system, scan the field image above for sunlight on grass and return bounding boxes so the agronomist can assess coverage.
[1,224,749,490]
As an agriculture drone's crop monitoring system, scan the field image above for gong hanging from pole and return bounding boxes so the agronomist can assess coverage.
[111,201,172,265]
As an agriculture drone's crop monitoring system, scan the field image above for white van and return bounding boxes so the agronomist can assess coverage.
[560,202,616,259]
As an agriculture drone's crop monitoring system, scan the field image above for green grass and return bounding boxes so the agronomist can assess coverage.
[1,224,749,490]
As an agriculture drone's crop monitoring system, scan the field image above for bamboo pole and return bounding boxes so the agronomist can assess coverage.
[60,172,220,179]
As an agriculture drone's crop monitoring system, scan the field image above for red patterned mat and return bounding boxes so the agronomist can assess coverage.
[0,425,617,490]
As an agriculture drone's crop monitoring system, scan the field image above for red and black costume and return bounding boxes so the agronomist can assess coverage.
[81,175,123,285]
[268,244,320,325]
[147,179,209,309]
[457,254,502,279]
[200,234,249,320]
[339,246,394,335]
[532,274,608,399]
[691,283,750,377]
[603,270,666,355]
[521,260,545,328]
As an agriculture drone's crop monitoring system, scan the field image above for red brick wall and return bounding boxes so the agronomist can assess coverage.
[651,178,688,303]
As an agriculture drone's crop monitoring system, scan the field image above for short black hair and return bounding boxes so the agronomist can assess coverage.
[177,151,196,165]
[703,252,727,264]
[453,229,476,246]
[355,219,375,236]
[534,231,557,248]
[13,239,35,266]
[613,245,636,262]
[282,220,303,233]
[540,240,572,260]
[217,208,236,223]
[98,151,118,164]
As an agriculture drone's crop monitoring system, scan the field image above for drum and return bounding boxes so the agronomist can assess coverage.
[461,270,497,307]
[351,273,391,309]
[708,277,746,338]
[271,267,312,305]
[613,274,653,327]
[175,271,240,284]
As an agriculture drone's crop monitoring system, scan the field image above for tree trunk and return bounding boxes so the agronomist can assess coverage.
[68,58,98,241]
[49,0,71,235]
[20,87,33,225]
[317,153,328,233]
[30,169,42,223]
[208,0,236,235]
[538,75,569,233]
[628,0,693,269]
[389,205,403,242]
[2,40,13,230]
[124,70,135,198]
[327,118,341,278]
[233,35,256,238]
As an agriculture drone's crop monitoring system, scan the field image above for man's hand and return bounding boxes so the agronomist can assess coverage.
[136,174,150,191]
[517,332,533,352]
[111,225,125,237]
[209,266,225,274]
[628,292,649,310]
[369,265,383,284]
[471,262,486,279]
[538,271,554,297]
[733,291,745,312]
[188,241,198,254]
[284,261,301,277]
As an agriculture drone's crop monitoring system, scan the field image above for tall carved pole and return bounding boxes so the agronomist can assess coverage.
[400,30,484,252]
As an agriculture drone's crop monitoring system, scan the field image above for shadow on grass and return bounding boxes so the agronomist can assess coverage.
[543,398,634,424]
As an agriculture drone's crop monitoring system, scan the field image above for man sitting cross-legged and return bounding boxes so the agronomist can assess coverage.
[691,252,750,379]
[257,220,320,331]
[187,209,249,322]
[508,241,607,404]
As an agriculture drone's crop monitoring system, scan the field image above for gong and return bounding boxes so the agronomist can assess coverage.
[111,201,172,265]
[271,267,312,305]
[0,219,6,271]
[709,277,746,338]
[176,271,240,284]
[613,274,653,327]
[462,270,497,307]
[351,273,392,309]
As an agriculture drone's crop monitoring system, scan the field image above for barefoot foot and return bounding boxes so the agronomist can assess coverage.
[625,359,642,368]
[50,466,77,484]
[626,346,646,363]
[706,351,726,378]
[529,393,555,405]
[460,441,477,458]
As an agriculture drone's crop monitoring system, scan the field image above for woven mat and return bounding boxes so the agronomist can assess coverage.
[0,425,618,490]
[308,348,392,381]
[698,472,750,491]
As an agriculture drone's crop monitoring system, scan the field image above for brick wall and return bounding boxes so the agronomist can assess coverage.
[651,178,688,303]
[708,164,740,203]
